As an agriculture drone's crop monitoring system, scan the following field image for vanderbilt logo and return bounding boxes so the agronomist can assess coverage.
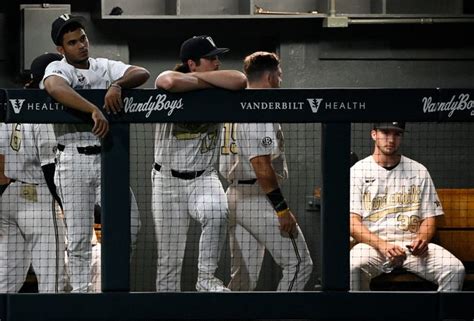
[9,99,26,114]
[306,98,323,113]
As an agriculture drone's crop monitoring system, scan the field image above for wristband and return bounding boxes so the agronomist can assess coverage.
[109,83,121,90]
[276,208,290,218]
[266,188,289,212]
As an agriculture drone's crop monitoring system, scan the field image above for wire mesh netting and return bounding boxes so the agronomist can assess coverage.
[350,122,473,291]
[1,121,472,293]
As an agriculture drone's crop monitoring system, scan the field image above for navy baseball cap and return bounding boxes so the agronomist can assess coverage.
[373,122,406,132]
[51,14,85,45]
[179,35,229,62]
[30,53,63,83]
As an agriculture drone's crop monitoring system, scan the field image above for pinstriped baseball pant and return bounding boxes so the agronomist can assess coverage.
[350,242,465,291]
[152,168,228,291]
[226,183,313,291]
[0,182,67,293]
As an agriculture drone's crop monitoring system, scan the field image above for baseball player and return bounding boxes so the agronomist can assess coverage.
[41,14,149,292]
[350,122,465,291]
[219,51,313,291]
[0,52,68,293]
[153,35,246,292]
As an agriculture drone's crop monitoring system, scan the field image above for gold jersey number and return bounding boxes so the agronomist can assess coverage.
[10,123,22,152]
[397,214,421,233]
[221,123,237,155]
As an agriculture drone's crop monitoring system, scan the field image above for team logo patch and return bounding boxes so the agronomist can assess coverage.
[9,99,25,114]
[76,72,86,84]
[261,136,273,147]
[52,70,63,75]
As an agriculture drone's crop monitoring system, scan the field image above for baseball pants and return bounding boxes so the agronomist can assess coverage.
[56,146,141,292]
[350,242,465,291]
[152,167,228,291]
[0,182,67,293]
[226,183,313,291]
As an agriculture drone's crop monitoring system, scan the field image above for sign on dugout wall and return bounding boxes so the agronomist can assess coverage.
[1,88,474,123]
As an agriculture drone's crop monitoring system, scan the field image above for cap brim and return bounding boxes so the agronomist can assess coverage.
[54,17,85,45]
[202,47,229,58]
[375,126,405,132]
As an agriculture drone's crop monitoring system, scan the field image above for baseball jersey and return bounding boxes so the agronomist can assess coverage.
[40,57,131,145]
[219,123,288,182]
[154,123,222,171]
[350,155,444,242]
[0,123,56,184]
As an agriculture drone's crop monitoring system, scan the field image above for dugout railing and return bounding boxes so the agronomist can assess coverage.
[0,88,473,321]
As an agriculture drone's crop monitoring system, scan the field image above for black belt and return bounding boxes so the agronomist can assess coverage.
[8,179,38,186]
[154,163,205,180]
[57,144,101,155]
[238,179,257,185]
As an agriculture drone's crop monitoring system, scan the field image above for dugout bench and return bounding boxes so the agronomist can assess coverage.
[371,188,474,291]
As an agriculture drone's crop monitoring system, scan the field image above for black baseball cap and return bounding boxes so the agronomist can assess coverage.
[30,53,63,84]
[373,122,406,132]
[179,35,229,62]
[51,14,85,45]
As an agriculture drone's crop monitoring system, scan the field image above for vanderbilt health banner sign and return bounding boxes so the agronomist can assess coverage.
[1,88,474,123]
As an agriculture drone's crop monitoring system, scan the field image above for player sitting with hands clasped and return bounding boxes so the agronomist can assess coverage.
[350,122,465,291]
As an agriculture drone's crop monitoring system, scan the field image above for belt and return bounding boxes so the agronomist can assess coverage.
[154,163,205,180]
[57,144,101,155]
[237,179,258,185]
[8,179,38,186]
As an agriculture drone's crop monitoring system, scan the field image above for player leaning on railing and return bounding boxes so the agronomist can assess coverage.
[153,35,246,292]
[40,14,148,292]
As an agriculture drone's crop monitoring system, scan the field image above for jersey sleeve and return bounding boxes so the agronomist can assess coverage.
[106,59,131,82]
[40,60,73,88]
[0,123,8,154]
[420,169,444,218]
[238,123,278,161]
[34,124,57,166]
[350,163,365,217]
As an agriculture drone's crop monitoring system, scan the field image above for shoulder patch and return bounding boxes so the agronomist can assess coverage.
[261,136,273,147]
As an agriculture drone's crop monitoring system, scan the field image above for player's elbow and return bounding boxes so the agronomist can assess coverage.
[129,66,150,86]
[231,72,247,90]
[155,73,177,91]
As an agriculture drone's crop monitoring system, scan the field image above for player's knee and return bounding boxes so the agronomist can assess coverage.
[197,205,228,226]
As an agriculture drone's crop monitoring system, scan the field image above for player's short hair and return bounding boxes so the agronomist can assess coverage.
[243,51,280,83]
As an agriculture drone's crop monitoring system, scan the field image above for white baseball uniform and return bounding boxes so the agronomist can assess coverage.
[0,123,67,293]
[219,123,313,291]
[350,155,465,291]
[152,122,228,291]
[41,57,141,292]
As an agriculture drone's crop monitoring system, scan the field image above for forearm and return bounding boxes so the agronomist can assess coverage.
[350,214,387,250]
[250,155,280,193]
[191,70,247,90]
[0,154,10,185]
[155,71,212,92]
[416,217,436,242]
[45,82,99,114]
[112,66,150,89]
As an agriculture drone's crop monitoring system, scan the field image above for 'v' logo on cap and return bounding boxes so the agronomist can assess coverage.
[205,36,216,47]
[59,14,70,21]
